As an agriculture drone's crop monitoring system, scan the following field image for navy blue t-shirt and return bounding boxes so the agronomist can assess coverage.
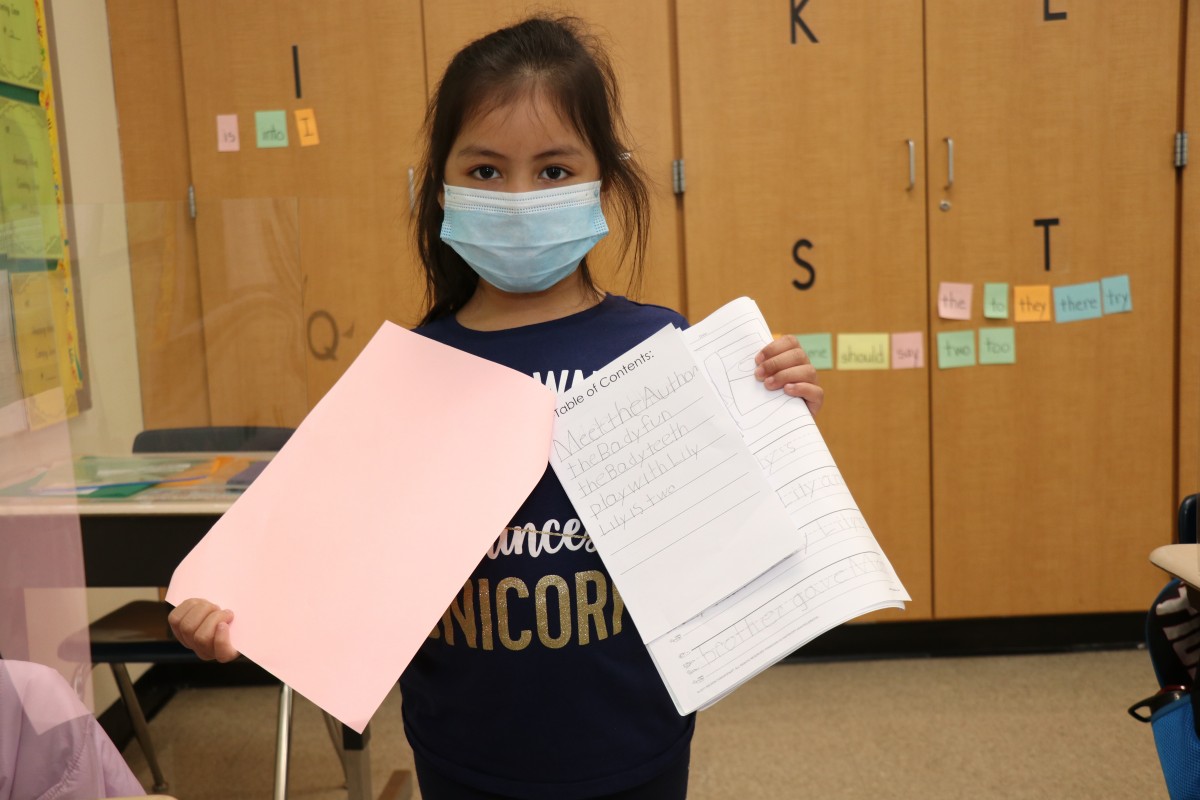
[401,295,695,799]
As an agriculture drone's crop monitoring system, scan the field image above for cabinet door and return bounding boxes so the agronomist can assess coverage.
[1181,2,1200,502]
[676,2,931,617]
[926,1,1180,616]
[176,1,428,424]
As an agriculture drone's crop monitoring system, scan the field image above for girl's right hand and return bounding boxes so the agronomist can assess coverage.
[167,598,240,662]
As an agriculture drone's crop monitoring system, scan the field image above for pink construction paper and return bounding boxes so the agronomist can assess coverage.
[217,114,240,152]
[891,331,924,369]
[937,282,973,320]
[166,322,555,732]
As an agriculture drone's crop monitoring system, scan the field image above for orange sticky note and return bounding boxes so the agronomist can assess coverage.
[294,109,319,146]
[1013,285,1053,322]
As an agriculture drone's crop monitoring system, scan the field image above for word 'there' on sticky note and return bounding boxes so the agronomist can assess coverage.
[1013,285,1052,322]
[217,114,239,152]
[979,327,1017,365]
[294,109,320,146]
[1053,282,1103,323]
[938,282,973,320]
[837,333,890,370]
[983,283,1009,319]
[890,331,924,369]
[1101,275,1133,314]
[255,110,289,148]
[794,333,833,371]
[937,330,975,369]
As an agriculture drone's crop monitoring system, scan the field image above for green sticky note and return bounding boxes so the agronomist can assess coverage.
[1053,282,1103,323]
[255,110,289,148]
[837,333,890,370]
[979,327,1016,365]
[983,283,1009,319]
[936,330,976,369]
[1101,275,1133,314]
[794,333,833,371]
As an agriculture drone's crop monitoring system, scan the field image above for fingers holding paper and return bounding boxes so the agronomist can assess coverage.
[168,598,239,662]
[755,335,824,415]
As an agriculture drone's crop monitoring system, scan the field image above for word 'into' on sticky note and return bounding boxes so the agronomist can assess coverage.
[1053,282,1103,323]
[984,283,1009,320]
[217,114,239,152]
[937,330,976,369]
[294,109,320,146]
[938,282,973,320]
[255,110,289,148]
[837,333,890,370]
[979,327,1017,365]
[1101,275,1133,314]
[1013,285,1052,322]
[890,332,924,369]
[794,333,833,371]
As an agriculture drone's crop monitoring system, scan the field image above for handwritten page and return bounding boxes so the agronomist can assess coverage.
[548,325,802,643]
[167,322,555,732]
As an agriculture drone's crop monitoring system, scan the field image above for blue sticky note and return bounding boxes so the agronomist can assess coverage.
[794,333,833,371]
[1053,282,1103,323]
[1101,275,1133,314]
[255,110,289,148]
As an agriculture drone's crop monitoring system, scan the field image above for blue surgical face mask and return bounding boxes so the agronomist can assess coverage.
[439,180,608,293]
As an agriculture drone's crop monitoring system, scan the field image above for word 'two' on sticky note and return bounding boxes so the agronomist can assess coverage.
[794,333,833,371]
[837,333,890,370]
[979,327,1017,365]
[1013,285,1053,322]
[983,283,1009,319]
[1101,275,1133,314]
[937,330,976,369]
[217,114,240,152]
[255,110,289,148]
[938,282,973,320]
[294,109,320,146]
[891,331,924,369]
[1053,282,1103,323]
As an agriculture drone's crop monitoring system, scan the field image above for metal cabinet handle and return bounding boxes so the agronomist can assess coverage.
[408,167,416,211]
[906,140,915,191]
[944,137,954,190]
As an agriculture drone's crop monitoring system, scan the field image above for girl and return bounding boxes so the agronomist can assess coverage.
[171,16,822,799]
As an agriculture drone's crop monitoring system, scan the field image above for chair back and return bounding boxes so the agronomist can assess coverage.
[133,426,293,454]
[1181,494,1198,546]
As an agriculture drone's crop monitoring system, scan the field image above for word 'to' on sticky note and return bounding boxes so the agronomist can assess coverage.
[217,114,239,152]
[1101,275,1133,314]
[984,283,1009,319]
[891,331,924,369]
[837,333,890,370]
[979,327,1017,365]
[938,282,973,320]
[294,108,320,146]
[794,333,833,371]
[1053,282,1103,323]
[937,330,976,369]
[1013,285,1052,322]
[255,110,289,148]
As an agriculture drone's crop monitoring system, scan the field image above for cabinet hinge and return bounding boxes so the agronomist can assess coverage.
[1176,132,1189,169]
[672,159,686,195]
[188,185,197,219]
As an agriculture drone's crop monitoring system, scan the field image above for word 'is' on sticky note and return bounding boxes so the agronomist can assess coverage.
[1102,274,1133,314]
[794,333,833,371]
[984,283,1009,319]
[294,108,320,146]
[937,330,976,369]
[217,114,239,152]
[837,333,890,370]
[255,110,289,148]
[938,282,973,320]
[1013,285,1052,322]
[1053,282,1103,323]
[891,331,924,369]
[979,327,1016,365]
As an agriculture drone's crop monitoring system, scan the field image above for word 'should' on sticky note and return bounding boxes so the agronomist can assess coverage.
[1101,275,1133,314]
[890,331,924,369]
[217,114,240,152]
[983,283,1009,319]
[1013,285,1053,322]
[1053,282,1103,323]
[937,282,973,320]
[794,333,833,371]
[979,327,1017,365]
[837,333,890,371]
[937,330,976,369]
[294,109,320,146]
[255,110,289,148]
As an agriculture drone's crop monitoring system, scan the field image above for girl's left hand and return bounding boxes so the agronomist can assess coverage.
[755,335,824,415]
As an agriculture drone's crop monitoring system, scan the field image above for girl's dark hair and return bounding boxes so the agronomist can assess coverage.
[414,16,651,325]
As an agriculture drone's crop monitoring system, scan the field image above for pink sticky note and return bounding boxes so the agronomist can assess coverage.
[217,114,240,152]
[891,331,924,369]
[938,282,973,320]
[167,322,555,732]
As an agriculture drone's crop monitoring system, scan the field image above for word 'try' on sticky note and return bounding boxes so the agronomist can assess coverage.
[294,109,320,146]
[979,327,1017,365]
[1013,286,1052,322]
[1053,282,1103,323]
[891,331,924,369]
[837,333,890,370]
[937,330,976,369]
[217,114,240,152]
[794,333,833,371]
[983,283,1009,319]
[938,282,973,320]
[1101,275,1133,314]
[255,110,289,148]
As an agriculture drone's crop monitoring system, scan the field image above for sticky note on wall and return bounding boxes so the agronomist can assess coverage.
[1101,275,1133,314]
[837,333,890,370]
[217,114,239,152]
[294,109,320,146]
[979,327,1016,365]
[255,110,289,148]
[794,333,833,370]
[938,282,973,320]
[891,332,924,369]
[936,330,976,369]
[1013,286,1052,322]
[1053,282,1103,323]
[984,283,1009,319]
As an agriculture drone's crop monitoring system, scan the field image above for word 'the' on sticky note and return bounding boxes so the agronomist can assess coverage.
[891,331,924,369]
[937,330,976,369]
[978,327,1017,365]
[938,282,973,320]
[1053,282,1103,323]
[294,109,320,146]
[1101,275,1133,314]
[983,283,1009,320]
[217,114,240,152]
[837,333,890,370]
[255,110,289,148]
[794,333,833,371]
[1013,285,1053,322]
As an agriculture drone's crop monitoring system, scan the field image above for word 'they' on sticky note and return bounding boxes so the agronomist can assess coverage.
[1053,282,1103,323]
[217,114,240,152]
[1013,285,1052,322]
[255,110,289,148]
[794,333,833,371]
[1101,275,1133,314]
[937,330,976,369]
[983,283,1009,319]
[938,282,973,320]
[979,327,1017,365]
[891,331,924,369]
[837,333,890,370]
[294,109,320,146]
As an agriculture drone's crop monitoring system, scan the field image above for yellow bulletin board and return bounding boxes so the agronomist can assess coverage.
[0,0,85,429]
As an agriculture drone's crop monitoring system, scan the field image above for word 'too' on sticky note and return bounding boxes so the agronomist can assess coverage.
[891,331,924,369]
[255,110,289,148]
[1102,275,1133,314]
[1013,286,1052,322]
[294,109,320,146]
[938,282,973,320]
[217,114,239,152]
[937,330,976,369]
[837,333,890,370]
[983,283,1009,319]
[794,333,833,371]
[1053,282,1103,323]
[979,327,1017,365]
